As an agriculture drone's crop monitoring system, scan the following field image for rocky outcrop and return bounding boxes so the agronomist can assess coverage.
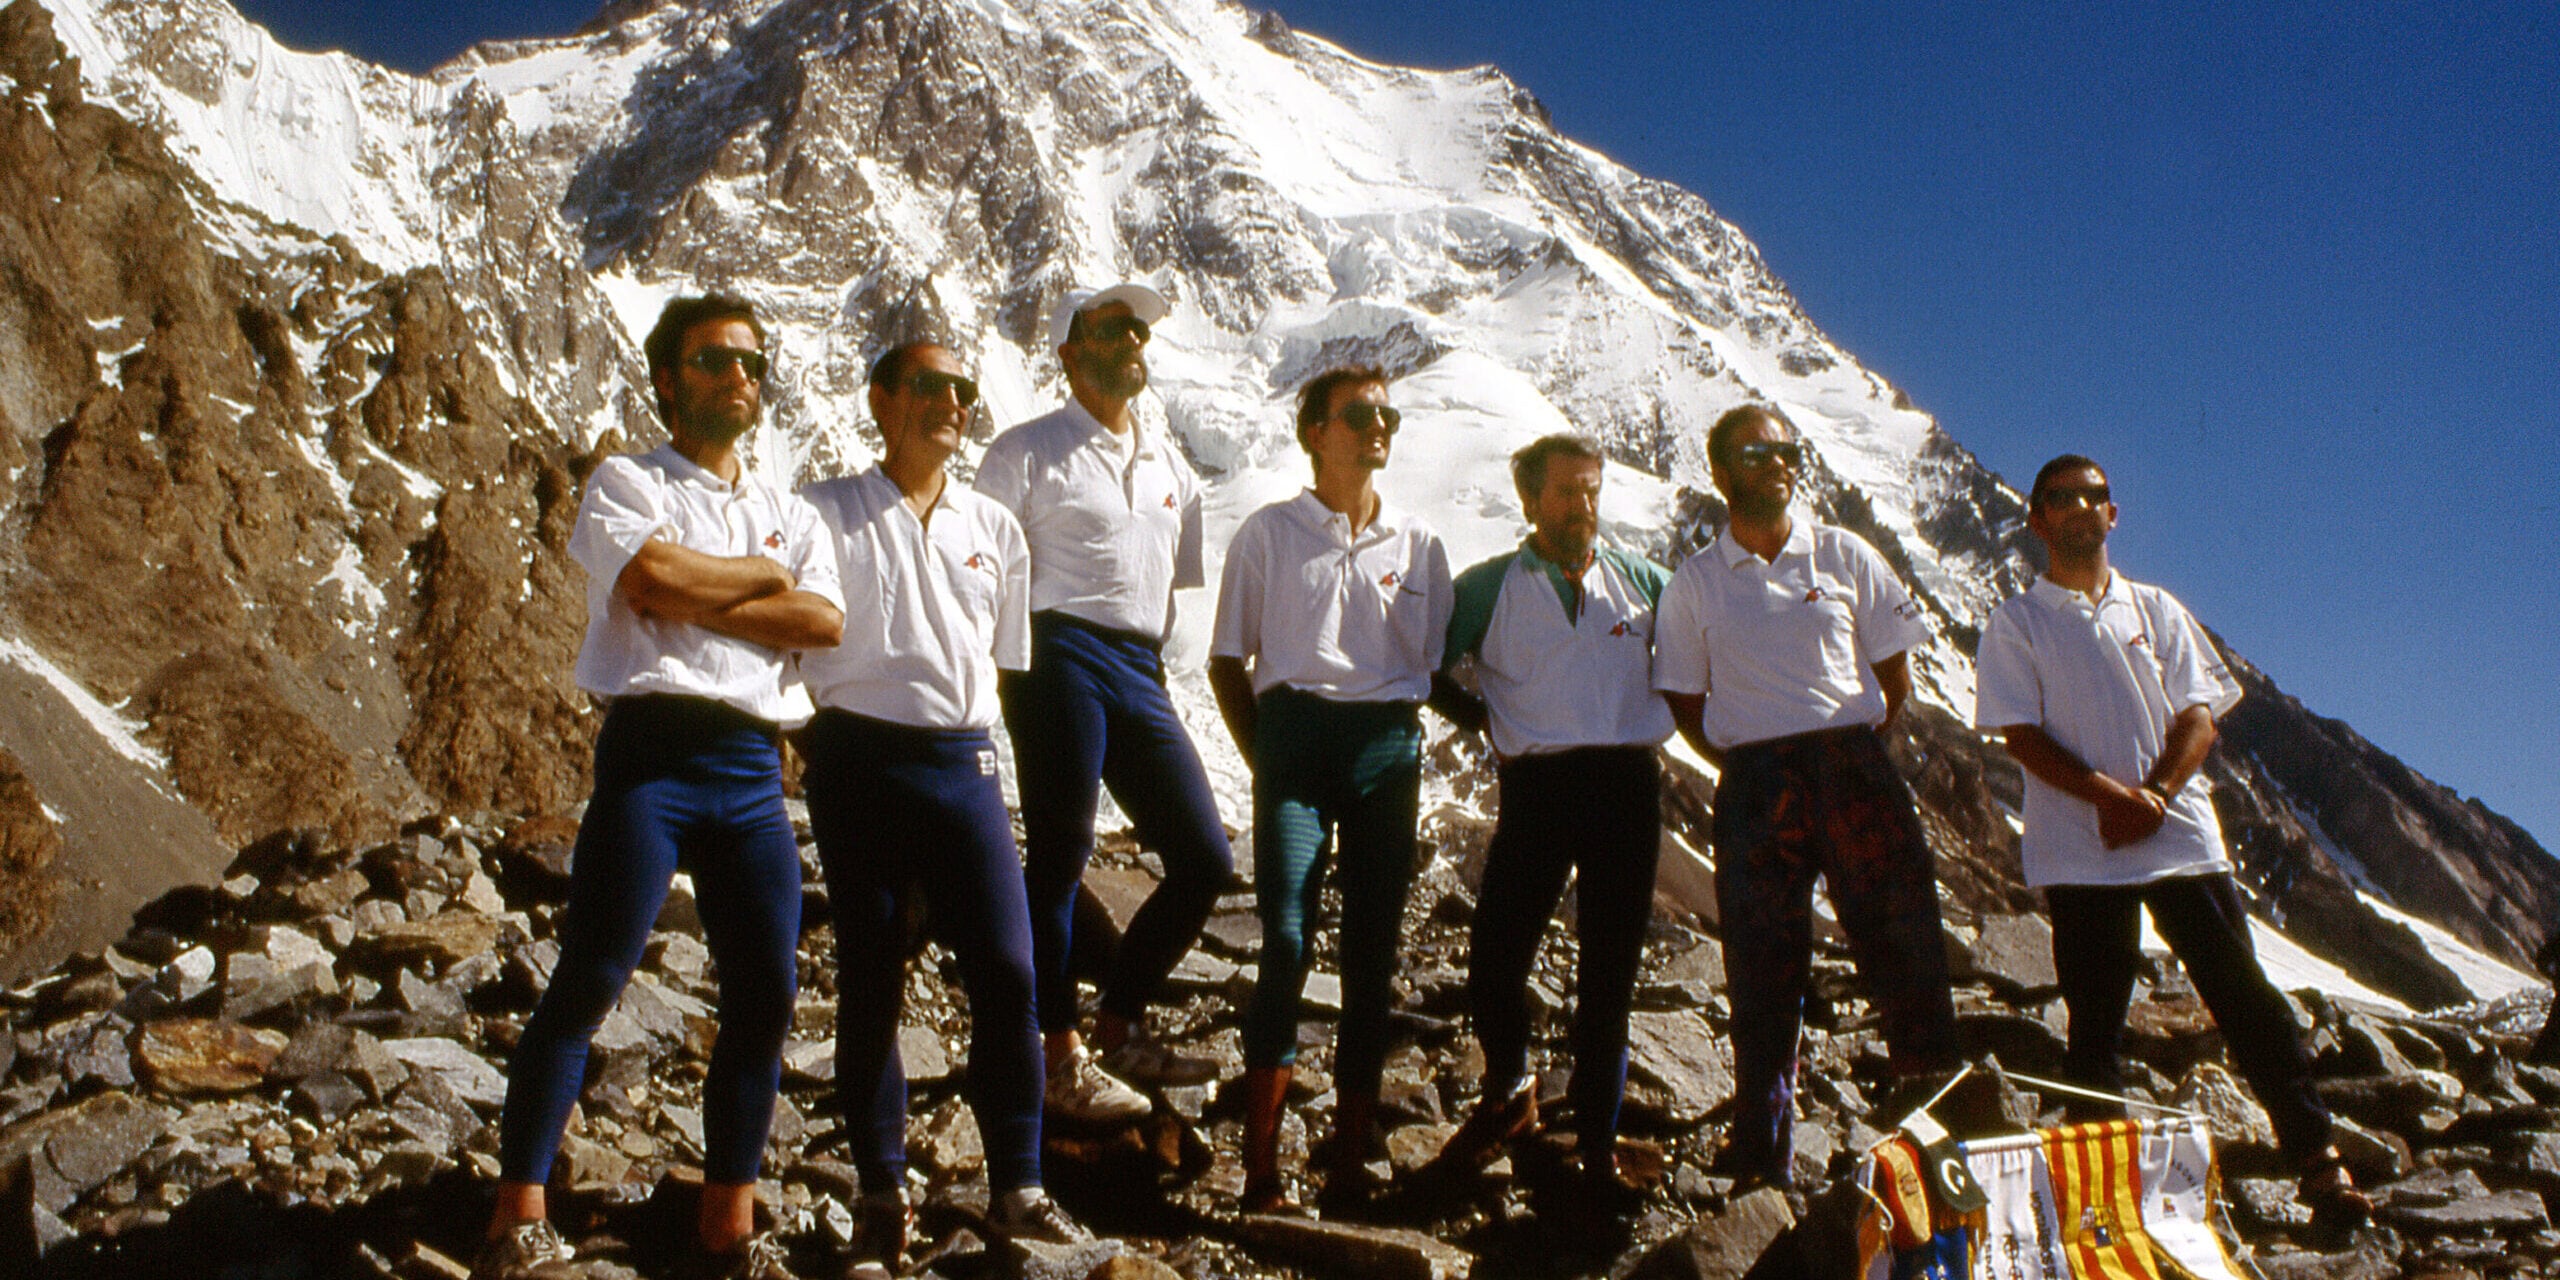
[5,812,2557,1278]
[0,1,596,980]
[2216,648,2560,968]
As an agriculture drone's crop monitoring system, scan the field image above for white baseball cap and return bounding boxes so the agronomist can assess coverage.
[1049,283,1171,346]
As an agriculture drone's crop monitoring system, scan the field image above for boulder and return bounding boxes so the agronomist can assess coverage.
[1963,913,2059,994]
[132,1018,290,1094]
[382,1037,506,1110]
[353,913,506,973]
[1229,1215,1474,1280]
[1625,1011,1732,1125]
[1628,1187,1795,1280]
[0,1091,174,1214]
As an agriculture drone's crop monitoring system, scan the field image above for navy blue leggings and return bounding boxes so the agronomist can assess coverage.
[1244,689,1422,1094]
[499,696,803,1186]
[1469,746,1660,1159]
[1004,613,1234,1032]
[801,710,1046,1195]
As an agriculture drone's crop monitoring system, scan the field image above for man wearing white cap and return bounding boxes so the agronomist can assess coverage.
[975,284,1234,1122]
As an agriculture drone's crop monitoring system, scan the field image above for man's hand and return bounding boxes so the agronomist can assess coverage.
[1428,670,1489,736]
[2095,781,2168,849]
[2001,723,2169,851]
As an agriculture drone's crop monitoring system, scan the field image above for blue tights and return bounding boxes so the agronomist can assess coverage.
[801,709,1046,1195]
[499,695,803,1186]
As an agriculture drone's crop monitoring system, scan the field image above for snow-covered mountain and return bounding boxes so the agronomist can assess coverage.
[0,0,2548,1007]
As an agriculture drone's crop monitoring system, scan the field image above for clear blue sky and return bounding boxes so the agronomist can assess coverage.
[231,1,2559,852]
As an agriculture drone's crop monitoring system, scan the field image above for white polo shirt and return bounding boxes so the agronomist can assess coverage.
[974,400,1204,640]
[1652,521,1928,749]
[1211,491,1453,704]
[1975,573,2241,888]
[797,468,1029,732]
[1445,543,1676,758]
[569,445,843,725]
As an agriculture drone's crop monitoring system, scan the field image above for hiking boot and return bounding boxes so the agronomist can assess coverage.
[1044,1045,1149,1124]
[853,1187,910,1267]
[468,1220,577,1280]
[699,1231,799,1280]
[1432,1079,1538,1172]
[1099,1037,1220,1087]
[988,1186,1094,1244]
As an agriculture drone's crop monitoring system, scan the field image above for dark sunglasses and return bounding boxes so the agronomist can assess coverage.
[2034,484,2111,510]
[1334,403,1401,434]
[1729,440,1802,469]
[684,346,769,380]
[904,370,980,407]
[1080,315,1151,345]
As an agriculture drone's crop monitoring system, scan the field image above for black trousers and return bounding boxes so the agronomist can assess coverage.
[2046,872,2332,1163]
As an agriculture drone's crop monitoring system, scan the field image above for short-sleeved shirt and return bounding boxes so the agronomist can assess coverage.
[568,444,843,725]
[973,400,1204,640]
[1975,573,2241,888]
[1211,491,1453,704]
[1444,541,1675,757]
[797,467,1029,732]
[1651,521,1927,749]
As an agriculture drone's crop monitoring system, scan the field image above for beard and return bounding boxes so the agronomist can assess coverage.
[1725,487,1789,524]
[1073,344,1148,400]
[674,394,756,447]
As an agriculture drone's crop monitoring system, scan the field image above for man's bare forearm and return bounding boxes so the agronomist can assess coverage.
[1872,651,1911,732]
[1207,655,1259,767]
[2144,705,2217,795]
[2001,724,2129,804]
[1427,670,1488,735]
[1662,692,1723,771]
[2002,722,2165,849]
[619,539,796,619]
[692,590,844,652]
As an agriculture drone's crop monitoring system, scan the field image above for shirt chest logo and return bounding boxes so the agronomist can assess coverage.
[964,552,993,575]
[1162,493,1177,510]
[764,530,784,550]
[1804,586,1826,603]
[1609,620,1633,637]
[1378,570,1402,589]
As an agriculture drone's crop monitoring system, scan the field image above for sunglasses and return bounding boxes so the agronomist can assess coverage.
[1334,403,1402,434]
[1079,315,1151,345]
[1728,440,1803,469]
[2035,484,2111,510]
[903,370,980,407]
[684,346,769,380]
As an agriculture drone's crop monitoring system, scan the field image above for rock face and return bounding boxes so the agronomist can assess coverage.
[0,0,2545,1020]
[0,0,603,979]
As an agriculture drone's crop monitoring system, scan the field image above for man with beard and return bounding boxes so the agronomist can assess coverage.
[974,285,1234,1122]
[479,295,844,1280]
[1976,454,2371,1227]
[796,343,1092,1262]
[1651,404,1961,1190]
[1427,434,1673,1210]
[1208,366,1453,1214]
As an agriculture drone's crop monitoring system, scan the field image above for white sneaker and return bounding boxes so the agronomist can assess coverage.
[989,1186,1094,1244]
[1099,1037,1219,1087]
[467,1220,576,1280]
[1044,1045,1150,1124]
